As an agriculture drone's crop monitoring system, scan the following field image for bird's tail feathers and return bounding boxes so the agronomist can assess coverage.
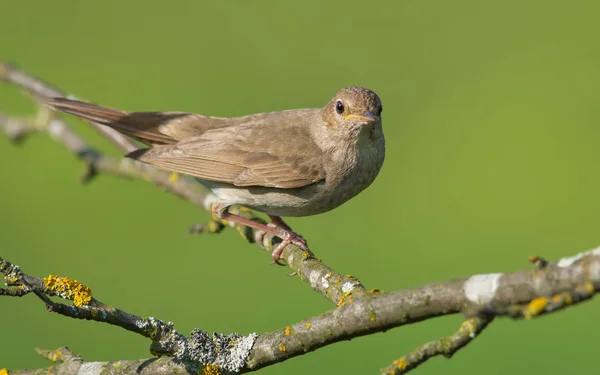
[45,97,179,145]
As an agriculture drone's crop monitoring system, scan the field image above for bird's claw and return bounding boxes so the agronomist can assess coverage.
[254,222,289,248]
[271,231,311,266]
[253,222,311,265]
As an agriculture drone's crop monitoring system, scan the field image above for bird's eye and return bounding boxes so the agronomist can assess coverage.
[335,100,345,114]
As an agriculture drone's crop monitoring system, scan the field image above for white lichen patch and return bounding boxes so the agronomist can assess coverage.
[180,330,257,373]
[321,274,330,289]
[342,281,357,294]
[3,264,21,286]
[464,273,503,305]
[77,362,103,375]
[214,332,257,372]
[588,259,600,281]
[308,270,322,290]
[557,246,600,268]
[135,318,150,330]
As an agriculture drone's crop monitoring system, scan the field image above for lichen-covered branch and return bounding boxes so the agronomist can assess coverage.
[2,64,600,374]
[0,256,257,374]
[3,247,600,374]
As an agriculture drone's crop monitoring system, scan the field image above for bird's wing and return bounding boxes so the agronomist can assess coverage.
[45,98,235,145]
[127,112,326,189]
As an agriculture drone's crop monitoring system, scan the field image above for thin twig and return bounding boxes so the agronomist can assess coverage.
[382,316,493,375]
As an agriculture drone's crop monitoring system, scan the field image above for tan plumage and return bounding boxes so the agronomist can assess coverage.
[49,98,327,188]
[127,110,327,189]
[46,87,385,263]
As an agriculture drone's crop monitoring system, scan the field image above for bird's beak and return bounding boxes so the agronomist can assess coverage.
[344,111,378,124]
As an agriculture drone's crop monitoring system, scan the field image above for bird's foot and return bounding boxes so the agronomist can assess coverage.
[254,220,304,245]
[271,230,311,265]
[218,208,311,265]
[255,224,310,264]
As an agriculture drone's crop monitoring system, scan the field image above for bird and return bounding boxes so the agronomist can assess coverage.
[45,86,385,264]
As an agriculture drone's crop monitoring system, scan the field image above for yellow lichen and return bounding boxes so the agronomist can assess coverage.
[370,316,376,322]
[279,343,287,353]
[305,323,311,329]
[523,297,548,319]
[44,274,92,307]
[550,292,572,306]
[284,326,291,336]
[551,294,562,304]
[0,368,8,375]
[168,173,179,183]
[397,357,407,370]
[584,282,595,294]
[336,291,352,306]
[47,348,63,362]
[302,252,311,260]
[4,274,18,284]
[565,294,573,304]
[459,318,475,335]
[370,288,380,294]
[199,364,221,375]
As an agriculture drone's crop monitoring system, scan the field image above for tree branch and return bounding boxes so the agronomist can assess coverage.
[2,248,599,374]
[2,64,599,374]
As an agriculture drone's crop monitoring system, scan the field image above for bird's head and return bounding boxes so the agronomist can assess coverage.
[322,86,383,141]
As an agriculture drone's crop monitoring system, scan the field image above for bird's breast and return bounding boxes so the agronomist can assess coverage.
[314,130,385,213]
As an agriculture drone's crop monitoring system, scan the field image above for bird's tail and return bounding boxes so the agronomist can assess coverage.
[45,97,178,145]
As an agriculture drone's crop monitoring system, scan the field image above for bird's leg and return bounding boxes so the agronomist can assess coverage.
[213,205,310,264]
[267,215,293,231]
[267,215,308,248]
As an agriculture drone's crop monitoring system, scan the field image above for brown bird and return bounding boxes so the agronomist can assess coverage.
[46,87,385,263]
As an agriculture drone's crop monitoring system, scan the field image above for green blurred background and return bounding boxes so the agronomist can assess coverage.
[2,1,599,373]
